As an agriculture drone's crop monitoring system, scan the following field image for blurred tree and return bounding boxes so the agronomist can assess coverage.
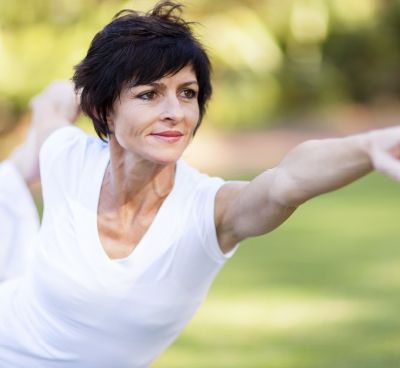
[1,0,400,134]
[323,0,400,104]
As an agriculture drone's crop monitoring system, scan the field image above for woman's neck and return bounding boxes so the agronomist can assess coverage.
[102,140,176,211]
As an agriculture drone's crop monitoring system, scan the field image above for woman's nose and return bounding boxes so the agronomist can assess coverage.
[160,94,184,122]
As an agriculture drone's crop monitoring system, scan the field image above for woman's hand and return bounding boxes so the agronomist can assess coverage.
[29,80,80,122]
[366,126,400,181]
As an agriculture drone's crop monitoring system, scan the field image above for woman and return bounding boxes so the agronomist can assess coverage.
[1,2,400,367]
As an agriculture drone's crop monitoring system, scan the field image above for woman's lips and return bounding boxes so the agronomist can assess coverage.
[150,131,183,142]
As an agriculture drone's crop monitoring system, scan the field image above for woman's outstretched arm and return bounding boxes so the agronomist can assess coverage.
[215,126,400,252]
[9,81,80,186]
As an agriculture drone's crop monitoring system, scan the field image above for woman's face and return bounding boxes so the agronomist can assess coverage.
[109,65,200,164]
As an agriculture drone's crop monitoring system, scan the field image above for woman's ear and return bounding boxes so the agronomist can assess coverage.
[106,112,115,133]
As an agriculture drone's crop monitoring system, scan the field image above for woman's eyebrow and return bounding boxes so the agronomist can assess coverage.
[180,81,199,88]
[146,81,199,89]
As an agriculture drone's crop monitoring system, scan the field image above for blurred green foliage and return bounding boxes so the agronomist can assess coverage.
[1,0,400,133]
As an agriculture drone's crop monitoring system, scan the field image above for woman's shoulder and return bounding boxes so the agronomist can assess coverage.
[41,126,100,156]
[175,160,226,212]
[40,126,83,164]
[39,126,107,195]
[177,160,225,190]
[40,126,105,169]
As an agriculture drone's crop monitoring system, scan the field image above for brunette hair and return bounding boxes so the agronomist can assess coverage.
[73,1,212,141]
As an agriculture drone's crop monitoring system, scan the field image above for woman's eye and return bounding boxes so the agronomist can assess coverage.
[138,91,157,100]
[181,89,197,99]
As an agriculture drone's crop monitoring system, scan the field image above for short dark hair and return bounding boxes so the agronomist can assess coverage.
[73,1,212,141]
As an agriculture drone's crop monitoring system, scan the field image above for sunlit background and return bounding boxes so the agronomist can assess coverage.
[1,1,400,367]
[2,0,400,130]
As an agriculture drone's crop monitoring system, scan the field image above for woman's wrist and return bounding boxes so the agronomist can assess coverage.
[9,129,40,184]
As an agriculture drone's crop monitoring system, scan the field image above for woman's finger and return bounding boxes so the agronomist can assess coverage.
[371,147,400,182]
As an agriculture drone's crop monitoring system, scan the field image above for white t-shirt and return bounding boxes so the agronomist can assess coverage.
[0,127,236,367]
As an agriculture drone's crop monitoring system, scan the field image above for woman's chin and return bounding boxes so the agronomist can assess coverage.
[142,144,188,165]
[145,152,183,166]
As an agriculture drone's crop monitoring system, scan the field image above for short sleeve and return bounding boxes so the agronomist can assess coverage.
[193,178,239,264]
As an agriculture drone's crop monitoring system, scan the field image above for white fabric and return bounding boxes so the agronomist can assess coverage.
[0,161,39,282]
[0,127,237,367]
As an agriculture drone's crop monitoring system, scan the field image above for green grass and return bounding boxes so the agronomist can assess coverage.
[153,173,400,368]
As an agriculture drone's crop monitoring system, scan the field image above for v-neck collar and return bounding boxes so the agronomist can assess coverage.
[97,159,181,262]
[75,145,183,281]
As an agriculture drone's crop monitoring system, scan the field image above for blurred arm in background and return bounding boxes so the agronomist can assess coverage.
[8,81,80,187]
